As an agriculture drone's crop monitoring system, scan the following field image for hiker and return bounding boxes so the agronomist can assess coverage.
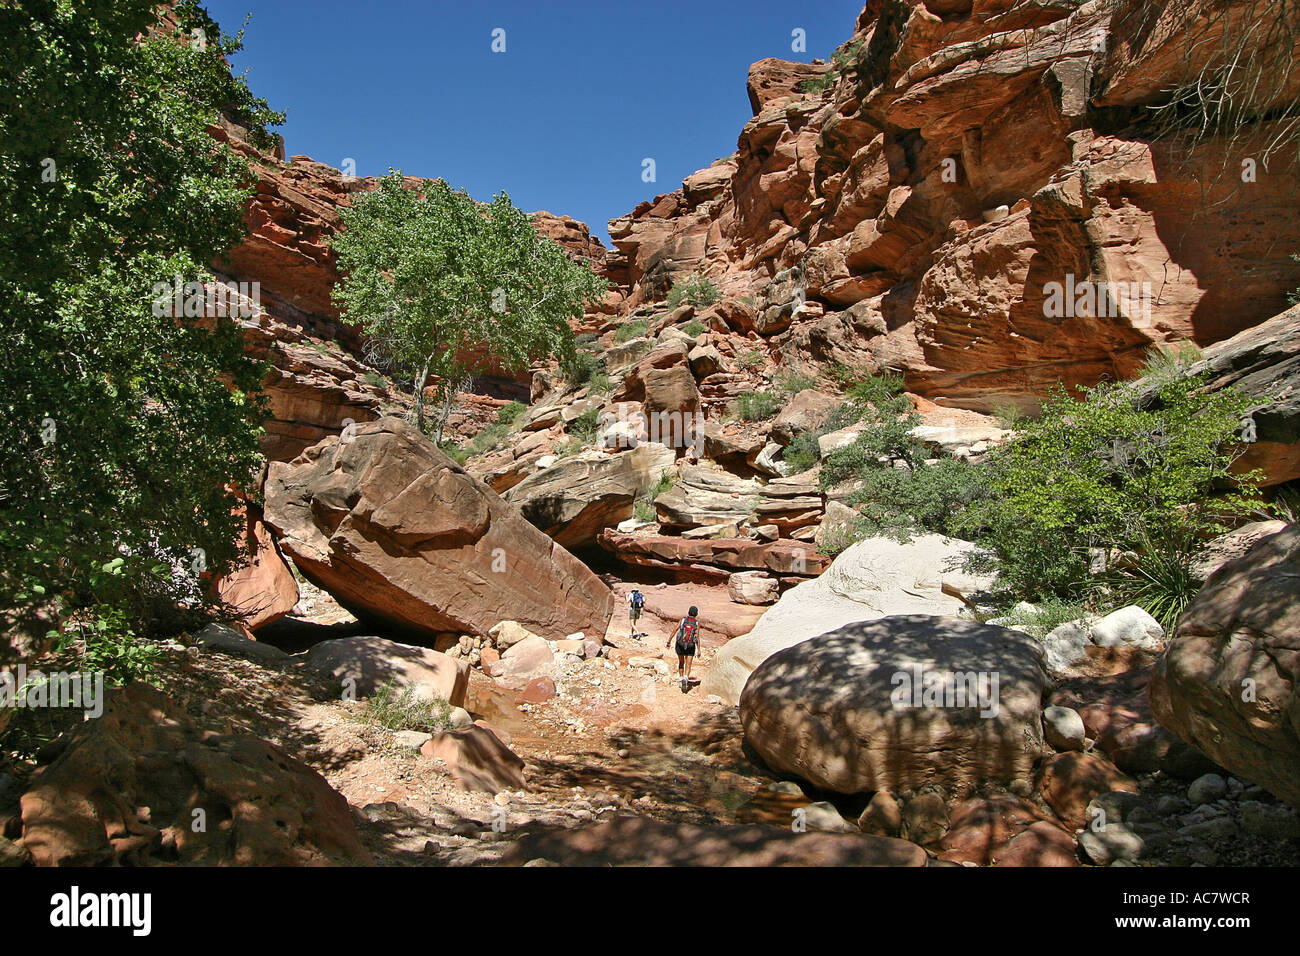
[667,605,701,692]
[627,589,645,637]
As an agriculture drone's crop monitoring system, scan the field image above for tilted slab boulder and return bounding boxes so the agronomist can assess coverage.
[740,616,1048,795]
[1150,525,1300,807]
[264,417,615,641]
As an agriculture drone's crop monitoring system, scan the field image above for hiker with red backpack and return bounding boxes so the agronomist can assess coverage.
[668,605,701,692]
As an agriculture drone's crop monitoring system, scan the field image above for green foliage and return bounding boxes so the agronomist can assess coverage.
[58,607,162,685]
[840,459,994,541]
[331,172,607,440]
[738,349,766,370]
[0,1,282,647]
[1139,342,1203,385]
[568,406,602,442]
[633,470,675,523]
[991,599,1094,639]
[562,350,604,388]
[1098,545,1199,633]
[613,318,651,344]
[782,432,822,474]
[820,413,924,485]
[585,372,613,395]
[682,319,706,337]
[440,422,511,463]
[961,377,1262,601]
[667,274,720,310]
[774,369,818,396]
[361,682,453,735]
[362,371,388,389]
[735,392,783,422]
[497,400,527,425]
[796,36,868,94]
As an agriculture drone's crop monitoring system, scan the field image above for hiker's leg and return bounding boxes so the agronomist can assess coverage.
[676,654,686,676]
[683,653,693,680]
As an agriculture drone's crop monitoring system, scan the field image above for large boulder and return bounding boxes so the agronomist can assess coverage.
[207,503,300,631]
[739,616,1048,795]
[264,417,615,640]
[19,684,368,866]
[1150,525,1300,807]
[301,635,469,707]
[769,389,841,446]
[503,443,676,549]
[702,534,994,703]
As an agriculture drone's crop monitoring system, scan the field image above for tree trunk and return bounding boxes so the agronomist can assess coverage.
[411,359,431,434]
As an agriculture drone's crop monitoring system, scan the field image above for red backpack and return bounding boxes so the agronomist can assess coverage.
[678,617,699,648]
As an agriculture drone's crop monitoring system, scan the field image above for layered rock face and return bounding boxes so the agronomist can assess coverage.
[503,443,677,549]
[263,417,616,641]
[600,0,1300,413]
[1151,525,1300,807]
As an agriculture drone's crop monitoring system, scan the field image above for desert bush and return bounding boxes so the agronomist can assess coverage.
[497,400,527,425]
[667,274,720,309]
[735,392,783,421]
[959,376,1262,602]
[362,683,453,735]
[613,319,651,344]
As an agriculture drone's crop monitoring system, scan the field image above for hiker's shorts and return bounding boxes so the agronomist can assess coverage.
[629,607,641,621]
[675,640,696,657]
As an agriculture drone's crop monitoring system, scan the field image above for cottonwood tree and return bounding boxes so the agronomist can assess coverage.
[330,172,608,441]
[0,0,282,647]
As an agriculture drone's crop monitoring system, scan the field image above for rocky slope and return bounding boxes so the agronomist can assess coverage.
[595,0,1300,413]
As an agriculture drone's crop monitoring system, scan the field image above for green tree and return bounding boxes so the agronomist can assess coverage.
[0,1,283,646]
[331,172,607,439]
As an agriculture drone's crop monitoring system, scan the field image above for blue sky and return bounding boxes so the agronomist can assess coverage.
[205,0,863,244]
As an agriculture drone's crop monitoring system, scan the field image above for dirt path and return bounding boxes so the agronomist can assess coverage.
[144,582,796,865]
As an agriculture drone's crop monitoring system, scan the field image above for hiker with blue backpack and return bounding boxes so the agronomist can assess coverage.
[667,605,701,693]
[627,588,645,637]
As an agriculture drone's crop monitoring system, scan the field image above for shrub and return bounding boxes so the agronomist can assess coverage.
[58,607,161,686]
[736,392,783,421]
[667,274,720,309]
[613,318,651,344]
[497,400,527,425]
[1097,544,1199,633]
[633,470,675,523]
[738,349,766,370]
[683,319,706,337]
[1140,342,1203,386]
[819,412,924,484]
[960,376,1263,602]
[782,432,822,473]
[838,459,994,540]
[362,683,453,735]
[775,369,818,396]
[991,599,1095,638]
[562,350,604,387]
